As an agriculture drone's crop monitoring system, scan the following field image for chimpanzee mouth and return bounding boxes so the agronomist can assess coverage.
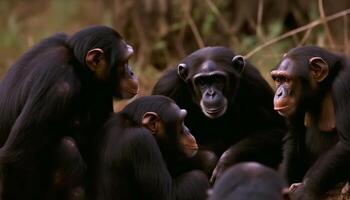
[122,89,139,99]
[128,89,139,95]
[274,105,295,118]
[202,105,227,119]
[184,147,199,157]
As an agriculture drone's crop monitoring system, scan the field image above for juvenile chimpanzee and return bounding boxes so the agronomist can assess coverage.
[208,162,290,200]
[0,26,138,199]
[97,95,210,200]
[270,45,350,200]
[152,46,286,182]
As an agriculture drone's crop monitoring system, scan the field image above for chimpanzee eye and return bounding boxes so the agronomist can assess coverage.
[194,77,206,86]
[212,74,226,84]
[213,75,221,83]
[273,76,286,86]
[210,74,226,89]
[274,77,281,84]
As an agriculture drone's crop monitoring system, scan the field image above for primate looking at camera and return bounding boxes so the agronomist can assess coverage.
[97,95,210,200]
[271,45,350,200]
[152,46,286,183]
[0,26,138,199]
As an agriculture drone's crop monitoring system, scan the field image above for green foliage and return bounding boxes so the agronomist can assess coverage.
[50,0,78,27]
[202,14,216,37]
[1,14,21,48]
[267,20,284,38]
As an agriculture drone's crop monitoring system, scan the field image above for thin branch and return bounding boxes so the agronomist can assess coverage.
[188,16,205,48]
[244,8,350,59]
[204,0,220,16]
[204,0,232,34]
[344,15,349,54]
[183,0,205,48]
[298,27,312,46]
[318,0,335,48]
[256,0,264,38]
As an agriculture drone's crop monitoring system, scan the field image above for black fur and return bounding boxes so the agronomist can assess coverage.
[97,95,209,200]
[0,25,131,199]
[274,45,350,199]
[152,46,287,179]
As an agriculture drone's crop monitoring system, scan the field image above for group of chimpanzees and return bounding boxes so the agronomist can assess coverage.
[0,25,349,200]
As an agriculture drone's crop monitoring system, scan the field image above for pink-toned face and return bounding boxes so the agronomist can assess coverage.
[168,103,198,157]
[271,59,297,118]
[176,108,198,157]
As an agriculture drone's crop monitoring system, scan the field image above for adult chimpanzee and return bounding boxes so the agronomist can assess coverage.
[208,162,290,200]
[0,25,138,199]
[270,45,350,200]
[152,46,286,183]
[97,95,210,200]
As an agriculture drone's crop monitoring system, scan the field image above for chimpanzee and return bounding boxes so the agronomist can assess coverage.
[208,162,290,200]
[152,46,286,183]
[270,45,350,200]
[0,25,138,199]
[97,95,210,200]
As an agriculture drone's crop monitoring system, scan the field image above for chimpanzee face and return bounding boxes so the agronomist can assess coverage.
[170,103,198,157]
[271,55,329,118]
[190,61,229,118]
[177,47,245,119]
[271,58,298,118]
[114,43,139,99]
[142,102,199,158]
[85,41,139,99]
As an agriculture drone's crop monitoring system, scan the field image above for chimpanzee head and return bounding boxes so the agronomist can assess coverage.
[177,46,245,119]
[270,46,340,119]
[68,25,139,99]
[208,162,290,200]
[121,95,199,158]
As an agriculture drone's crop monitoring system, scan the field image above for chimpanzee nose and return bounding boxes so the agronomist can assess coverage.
[277,90,283,97]
[276,86,285,98]
[206,89,216,98]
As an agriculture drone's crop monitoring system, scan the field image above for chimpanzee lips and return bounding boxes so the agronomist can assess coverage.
[128,89,138,95]
[275,105,288,114]
[206,106,224,114]
[184,144,198,150]
[274,105,295,118]
[200,98,228,118]
[202,105,227,118]
[274,96,296,118]
[122,89,138,99]
[184,145,199,157]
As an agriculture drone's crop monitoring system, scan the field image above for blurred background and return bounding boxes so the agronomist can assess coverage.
[0,0,349,106]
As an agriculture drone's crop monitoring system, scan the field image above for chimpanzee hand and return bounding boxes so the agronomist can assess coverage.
[289,181,318,200]
[209,150,232,184]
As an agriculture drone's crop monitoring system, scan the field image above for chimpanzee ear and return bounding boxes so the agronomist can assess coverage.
[142,112,160,134]
[232,55,245,74]
[177,63,188,80]
[86,48,105,71]
[309,57,329,82]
